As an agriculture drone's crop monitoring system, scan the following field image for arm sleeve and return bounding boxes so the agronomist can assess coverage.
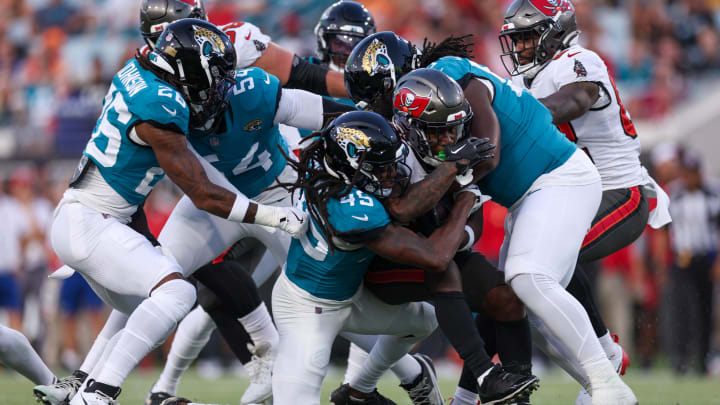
[285,55,330,96]
[273,88,325,130]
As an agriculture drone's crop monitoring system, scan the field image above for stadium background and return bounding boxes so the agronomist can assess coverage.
[1,0,720,403]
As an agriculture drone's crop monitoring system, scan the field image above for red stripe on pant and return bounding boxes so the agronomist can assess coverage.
[582,186,642,248]
[365,269,425,284]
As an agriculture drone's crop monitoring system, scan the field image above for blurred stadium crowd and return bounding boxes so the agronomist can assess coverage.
[1,0,720,378]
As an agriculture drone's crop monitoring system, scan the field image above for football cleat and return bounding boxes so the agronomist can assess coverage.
[159,397,219,405]
[68,380,120,405]
[399,354,443,405]
[589,375,638,405]
[330,384,397,405]
[146,391,173,405]
[477,364,539,405]
[34,370,87,405]
[610,334,630,375]
[240,341,274,405]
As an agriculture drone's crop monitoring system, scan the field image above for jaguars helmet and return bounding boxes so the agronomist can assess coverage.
[392,68,473,167]
[140,0,207,48]
[148,19,236,133]
[499,0,578,79]
[315,1,376,72]
[324,111,411,199]
[344,31,420,116]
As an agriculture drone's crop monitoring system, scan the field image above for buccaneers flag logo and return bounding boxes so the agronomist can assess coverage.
[393,88,431,118]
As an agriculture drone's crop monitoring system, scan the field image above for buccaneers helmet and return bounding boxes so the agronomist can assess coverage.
[140,0,207,48]
[499,0,578,79]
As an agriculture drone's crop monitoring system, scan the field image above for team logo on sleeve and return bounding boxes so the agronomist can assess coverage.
[193,25,226,55]
[573,59,587,78]
[362,39,390,76]
[253,40,267,52]
[244,119,262,131]
[393,88,431,118]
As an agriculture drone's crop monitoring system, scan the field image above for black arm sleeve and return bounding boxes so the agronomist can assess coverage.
[286,55,330,96]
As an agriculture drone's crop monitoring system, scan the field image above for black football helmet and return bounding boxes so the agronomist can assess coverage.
[140,0,207,48]
[148,19,236,132]
[344,31,420,117]
[392,68,473,167]
[499,0,578,79]
[324,110,411,199]
[314,1,376,72]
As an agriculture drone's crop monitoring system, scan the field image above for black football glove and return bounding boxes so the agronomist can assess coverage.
[441,136,495,174]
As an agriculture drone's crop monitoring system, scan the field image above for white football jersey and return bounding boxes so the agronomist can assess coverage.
[513,44,643,190]
[140,21,271,69]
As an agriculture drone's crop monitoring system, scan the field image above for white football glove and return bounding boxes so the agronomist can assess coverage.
[276,206,309,238]
[454,184,487,216]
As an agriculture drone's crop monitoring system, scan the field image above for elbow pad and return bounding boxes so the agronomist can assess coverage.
[286,55,329,96]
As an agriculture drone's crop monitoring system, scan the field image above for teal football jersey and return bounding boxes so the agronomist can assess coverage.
[190,68,288,198]
[286,188,390,301]
[83,58,190,205]
[428,56,576,207]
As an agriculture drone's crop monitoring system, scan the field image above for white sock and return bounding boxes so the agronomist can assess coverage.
[452,386,478,405]
[344,342,369,384]
[598,331,621,359]
[510,274,608,386]
[153,306,216,395]
[0,325,55,385]
[528,313,590,389]
[341,332,421,385]
[349,334,421,393]
[238,303,279,348]
[79,310,128,374]
[95,279,196,387]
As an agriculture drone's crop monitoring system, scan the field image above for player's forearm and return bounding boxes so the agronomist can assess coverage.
[385,162,458,223]
[326,70,348,99]
[424,195,475,272]
[539,82,598,124]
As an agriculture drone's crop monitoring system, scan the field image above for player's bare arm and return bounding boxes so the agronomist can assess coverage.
[539,81,599,124]
[253,42,347,99]
[383,161,459,223]
[464,78,501,183]
[366,191,475,272]
[136,122,255,222]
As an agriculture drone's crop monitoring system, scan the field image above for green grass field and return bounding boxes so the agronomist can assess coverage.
[1,367,717,405]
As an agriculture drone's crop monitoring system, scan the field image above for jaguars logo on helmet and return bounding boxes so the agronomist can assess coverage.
[193,25,226,55]
[362,39,390,76]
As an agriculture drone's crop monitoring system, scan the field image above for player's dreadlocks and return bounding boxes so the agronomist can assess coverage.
[270,132,366,253]
[417,34,475,68]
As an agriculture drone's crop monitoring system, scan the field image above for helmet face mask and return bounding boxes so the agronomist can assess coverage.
[323,111,411,199]
[149,19,237,134]
[392,68,473,167]
[140,0,208,49]
[499,0,578,79]
[315,1,376,72]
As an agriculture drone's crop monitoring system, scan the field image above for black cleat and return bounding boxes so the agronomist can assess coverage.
[400,354,443,405]
[145,392,173,405]
[330,383,397,405]
[477,364,539,405]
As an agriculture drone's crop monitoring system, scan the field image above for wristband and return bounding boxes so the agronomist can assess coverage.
[227,194,250,223]
[459,225,475,252]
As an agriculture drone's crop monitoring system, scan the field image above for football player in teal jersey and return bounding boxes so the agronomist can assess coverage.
[38,20,308,405]
[344,32,637,405]
[269,110,481,405]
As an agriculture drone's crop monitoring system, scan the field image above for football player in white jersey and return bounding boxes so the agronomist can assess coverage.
[485,0,672,403]
[33,20,307,405]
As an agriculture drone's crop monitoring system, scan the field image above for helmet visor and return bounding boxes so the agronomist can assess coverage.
[327,34,364,70]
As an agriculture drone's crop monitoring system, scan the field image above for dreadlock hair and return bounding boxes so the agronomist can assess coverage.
[269,133,367,253]
[417,34,475,68]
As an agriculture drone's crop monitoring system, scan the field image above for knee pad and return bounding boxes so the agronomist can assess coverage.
[151,278,197,319]
[417,302,439,337]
